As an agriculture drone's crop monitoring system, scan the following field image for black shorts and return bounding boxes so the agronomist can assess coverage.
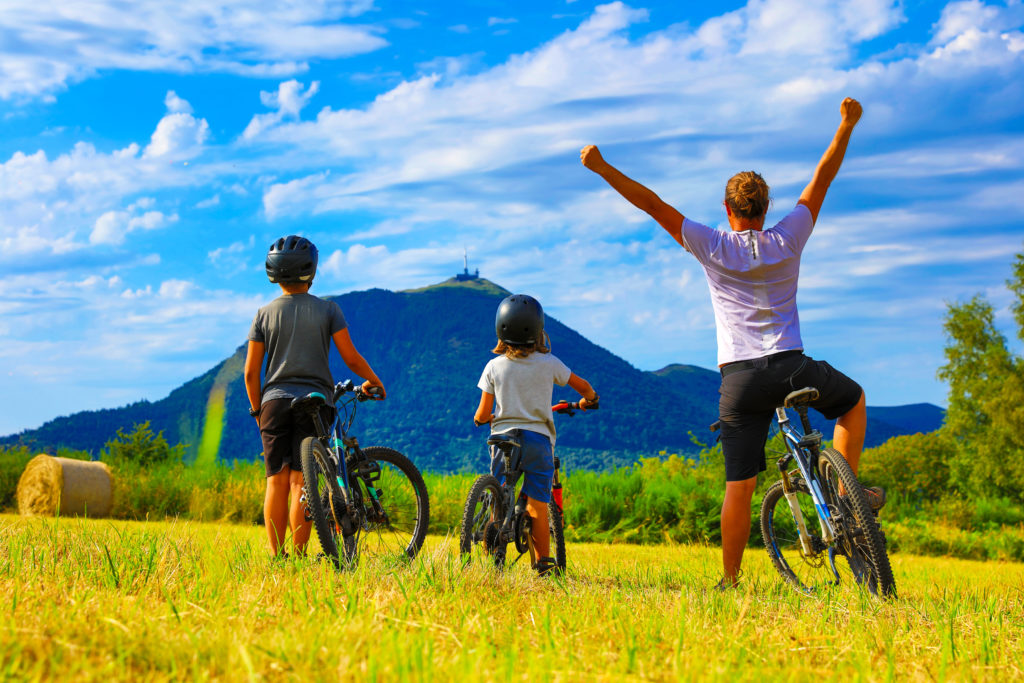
[258,398,333,478]
[718,352,862,482]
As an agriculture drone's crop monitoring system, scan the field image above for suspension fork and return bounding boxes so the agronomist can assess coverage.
[776,411,835,553]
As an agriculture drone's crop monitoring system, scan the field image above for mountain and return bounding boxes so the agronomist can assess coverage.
[2,278,944,472]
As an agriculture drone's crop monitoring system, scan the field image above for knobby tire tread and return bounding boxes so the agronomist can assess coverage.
[548,501,567,571]
[300,436,340,568]
[459,475,505,558]
[818,447,897,597]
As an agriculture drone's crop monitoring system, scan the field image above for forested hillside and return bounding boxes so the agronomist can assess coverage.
[2,277,942,472]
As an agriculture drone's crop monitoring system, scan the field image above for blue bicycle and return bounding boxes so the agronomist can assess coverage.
[292,380,429,568]
[755,387,896,597]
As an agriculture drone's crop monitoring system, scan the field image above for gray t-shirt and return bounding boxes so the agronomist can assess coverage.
[680,204,814,365]
[248,293,347,403]
[477,352,572,443]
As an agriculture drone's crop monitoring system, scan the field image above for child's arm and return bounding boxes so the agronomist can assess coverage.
[332,328,387,398]
[474,391,494,427]
[567,373,599,410]
[244,341,265,420]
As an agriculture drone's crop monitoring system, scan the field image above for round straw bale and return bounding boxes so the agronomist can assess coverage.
[17,455,112,517]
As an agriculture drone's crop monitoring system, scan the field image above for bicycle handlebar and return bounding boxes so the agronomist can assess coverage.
[552,399,599,415]
[333,379,384,403]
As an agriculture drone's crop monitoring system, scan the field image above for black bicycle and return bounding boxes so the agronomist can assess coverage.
[459,399,596,572]
[292,380,429,568]
[751,387,895,597]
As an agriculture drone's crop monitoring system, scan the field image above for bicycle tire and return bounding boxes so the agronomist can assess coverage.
[300,436,342,568]
[548,501,566,572]
[760,477,834,592]
[459,475,506,565]
[818,447,897,597]
[347,446,429,565]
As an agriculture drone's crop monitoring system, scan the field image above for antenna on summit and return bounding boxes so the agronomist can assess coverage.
[456,246,480,282]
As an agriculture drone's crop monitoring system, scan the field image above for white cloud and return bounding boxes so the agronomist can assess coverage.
[89,203,178,245]
[242,80,321,140]
[195,194,221,209]
[164,90,193,114]
[144,94,210,159]
[0,0,386,100]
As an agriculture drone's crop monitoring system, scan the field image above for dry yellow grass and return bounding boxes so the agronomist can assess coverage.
[1,513,1022,681]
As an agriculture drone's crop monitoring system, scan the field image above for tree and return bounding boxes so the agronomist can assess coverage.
[938,248,1024,499]
[102,421,185,468]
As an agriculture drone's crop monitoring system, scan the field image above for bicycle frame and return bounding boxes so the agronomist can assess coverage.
[773,406,837,554]
[305,387,385,522]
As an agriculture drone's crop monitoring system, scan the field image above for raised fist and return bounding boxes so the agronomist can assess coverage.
[580,145,606,171]
[841,97,862,126]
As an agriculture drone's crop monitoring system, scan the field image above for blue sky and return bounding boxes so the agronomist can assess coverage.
[2,0,1023,435]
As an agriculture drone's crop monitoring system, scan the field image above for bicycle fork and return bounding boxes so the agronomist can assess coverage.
[775,410,836,555]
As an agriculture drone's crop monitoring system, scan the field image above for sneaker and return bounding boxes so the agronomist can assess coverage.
[533,556,561,577]
[863,486,887,513]
[713,572,742,591]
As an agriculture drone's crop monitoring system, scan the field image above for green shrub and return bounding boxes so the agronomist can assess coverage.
[0,445,33,512]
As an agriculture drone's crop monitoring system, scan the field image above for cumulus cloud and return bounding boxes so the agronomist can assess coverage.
[0,0,386,100]
[143,92,210,159]
[90,199,178,245]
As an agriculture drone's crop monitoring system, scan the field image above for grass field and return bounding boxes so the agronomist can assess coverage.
[1,514,1022,681]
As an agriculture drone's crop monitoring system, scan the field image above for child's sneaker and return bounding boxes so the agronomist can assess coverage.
[533,556,561,577]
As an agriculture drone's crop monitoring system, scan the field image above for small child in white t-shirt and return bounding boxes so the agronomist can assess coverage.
[473,294,598,575]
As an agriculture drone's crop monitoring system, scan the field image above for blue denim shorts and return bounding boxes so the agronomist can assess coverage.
[489,429,554,503]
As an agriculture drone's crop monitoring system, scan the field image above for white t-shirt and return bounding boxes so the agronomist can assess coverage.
[680,204,814,366]
[477,352,572,443]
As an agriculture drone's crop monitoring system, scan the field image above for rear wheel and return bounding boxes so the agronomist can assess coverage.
[300,437,343,568]
[818,447,896,598]
[346,446,429,566]
[459,475,506,566]
[548,501,566,572]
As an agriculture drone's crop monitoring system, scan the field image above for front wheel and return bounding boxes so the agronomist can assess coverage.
[760,476,834,593]
[818,447,896,598]
[347,446,429,565]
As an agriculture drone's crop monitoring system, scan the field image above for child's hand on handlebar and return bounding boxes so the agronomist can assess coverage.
[580,395,599,410]
[361,380,386,399]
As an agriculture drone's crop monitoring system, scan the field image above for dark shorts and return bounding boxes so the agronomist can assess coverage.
[718,352,862,482]
[490,429,555,504]
[258,398,333,478]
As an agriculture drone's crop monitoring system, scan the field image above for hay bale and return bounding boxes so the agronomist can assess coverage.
[17,455,112,517]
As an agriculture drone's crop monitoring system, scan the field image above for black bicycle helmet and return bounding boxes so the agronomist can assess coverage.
[266,235,318,283]
[495,294,544,345]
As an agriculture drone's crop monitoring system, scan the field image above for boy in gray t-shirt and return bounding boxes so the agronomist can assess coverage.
[474,294,598,575]
[244,235,385,558]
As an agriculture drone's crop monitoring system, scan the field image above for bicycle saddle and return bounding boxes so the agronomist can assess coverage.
[487,433,520,449]
[783,387,819,408]
[290,392,328,414]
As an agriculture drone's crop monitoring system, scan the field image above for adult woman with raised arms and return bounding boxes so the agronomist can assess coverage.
[581,97,883,588]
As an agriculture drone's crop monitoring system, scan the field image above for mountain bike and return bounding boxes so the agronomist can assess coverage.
[458,399,597,572]
[292,379,429,568]
[748,387,896,597]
